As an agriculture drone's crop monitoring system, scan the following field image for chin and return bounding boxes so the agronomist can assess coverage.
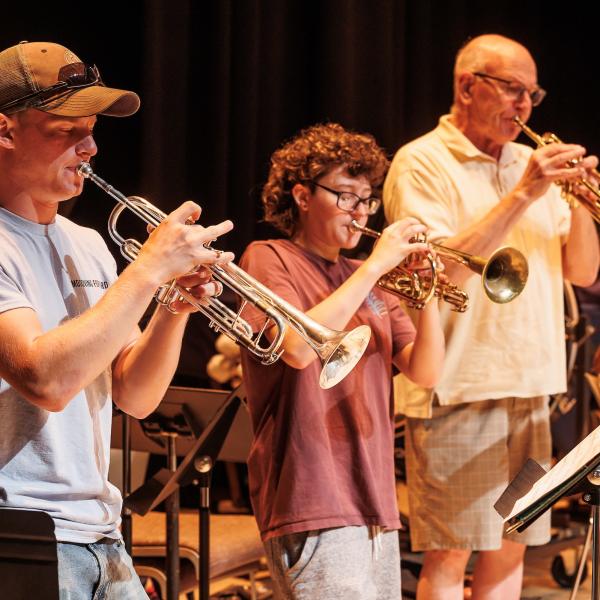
[60,174,84,198]
[507,123,522,141]
[51,187,80,204]
[340,233,361,250]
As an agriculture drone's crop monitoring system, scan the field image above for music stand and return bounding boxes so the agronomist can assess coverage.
[111,386,251,461]
[0,508,59,600]
[496,425,600,599]
[123,384,250,600]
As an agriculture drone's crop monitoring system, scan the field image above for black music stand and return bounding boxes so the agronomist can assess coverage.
[0,508,59,600]
[123,384,250,600]
[496,425,600,599]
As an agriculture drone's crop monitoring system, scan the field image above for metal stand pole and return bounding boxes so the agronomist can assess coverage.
[122,413,132,556]
[568,516,592,600]
[593,502,600,600]
[165,433,180,600]
[574,470,600,600]
[195,456,213,600]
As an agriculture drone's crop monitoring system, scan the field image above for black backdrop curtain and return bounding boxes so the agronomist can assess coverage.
[3,0,598,257]
[2,0,599,381]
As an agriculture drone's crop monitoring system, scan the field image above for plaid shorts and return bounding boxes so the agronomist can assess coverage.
[405,396,552,551]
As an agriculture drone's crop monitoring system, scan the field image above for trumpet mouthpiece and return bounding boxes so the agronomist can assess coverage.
[77,162,93,178]
[349,219,361,233]
[349,219,380,239]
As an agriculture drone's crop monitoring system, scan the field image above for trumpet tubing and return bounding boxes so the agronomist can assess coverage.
[350,220,528,309]
[78,162,371,389]
[350,221,468,312]
[513,115,600,223]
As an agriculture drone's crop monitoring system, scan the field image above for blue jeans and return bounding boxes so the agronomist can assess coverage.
[57,539,148,600]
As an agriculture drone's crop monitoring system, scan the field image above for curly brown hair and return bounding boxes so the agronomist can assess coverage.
[262,122,389,236]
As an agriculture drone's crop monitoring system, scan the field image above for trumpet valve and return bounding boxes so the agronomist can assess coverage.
[435,282,469,313]
[155,280,186,314]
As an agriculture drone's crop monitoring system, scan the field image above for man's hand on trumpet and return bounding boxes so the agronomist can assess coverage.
[165,266,226,313]
[567,166,600,210]
[136,200,235,306]
[515,143,599,203]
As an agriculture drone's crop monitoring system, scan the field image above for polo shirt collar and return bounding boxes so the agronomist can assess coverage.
[435,114,492,161]
[434,114,519,167]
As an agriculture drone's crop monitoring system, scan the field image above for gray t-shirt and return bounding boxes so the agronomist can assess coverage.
[0,207,122,543]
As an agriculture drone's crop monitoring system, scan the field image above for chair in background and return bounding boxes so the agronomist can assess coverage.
[132,510,265,599]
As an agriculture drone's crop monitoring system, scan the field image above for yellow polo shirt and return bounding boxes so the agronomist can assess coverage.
[384,115,570,418]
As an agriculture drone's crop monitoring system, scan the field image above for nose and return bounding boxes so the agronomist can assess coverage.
[514,88,531,109]
[513,97,532,123]
[76,134,98,161]
[351,199,370,218]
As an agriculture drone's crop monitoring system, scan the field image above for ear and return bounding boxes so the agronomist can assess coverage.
[457,72,475,105]
[0,113,16,149]
[291,182,310,212]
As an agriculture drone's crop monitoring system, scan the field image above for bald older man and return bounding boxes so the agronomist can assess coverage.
[384,35,599,599]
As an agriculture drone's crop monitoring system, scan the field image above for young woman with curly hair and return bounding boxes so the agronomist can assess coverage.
[238,123,445,599]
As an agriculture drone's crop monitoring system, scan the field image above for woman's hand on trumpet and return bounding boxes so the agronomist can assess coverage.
[136,200,235,287]
[404,250,448,281]
[365,217,429,276]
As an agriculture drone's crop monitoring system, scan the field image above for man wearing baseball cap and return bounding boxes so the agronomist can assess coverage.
[0,41,234,598]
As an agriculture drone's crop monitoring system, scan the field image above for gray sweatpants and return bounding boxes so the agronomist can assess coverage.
[264,526,401,599]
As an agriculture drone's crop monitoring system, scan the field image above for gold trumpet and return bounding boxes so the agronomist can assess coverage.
[513,115,600,223]
[350,220,529,311]
[78,162,371,389]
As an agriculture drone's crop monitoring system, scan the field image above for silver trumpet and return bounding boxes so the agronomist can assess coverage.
[78,162,371,389]
[350,220,529,311]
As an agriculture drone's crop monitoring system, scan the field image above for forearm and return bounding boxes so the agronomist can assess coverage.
[277,260,383,369]
[439,189,531,283]
[112,305,189,418]
[562,205,600,286]
[395,301,445,387]
[1,261,159,410]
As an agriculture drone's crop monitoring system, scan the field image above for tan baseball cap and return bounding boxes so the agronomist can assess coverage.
[0,41,140,117]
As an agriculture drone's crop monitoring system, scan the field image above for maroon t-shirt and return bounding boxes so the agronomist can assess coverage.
[239,239,416,541]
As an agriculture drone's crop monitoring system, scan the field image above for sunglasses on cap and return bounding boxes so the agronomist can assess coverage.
[0,62,102,114]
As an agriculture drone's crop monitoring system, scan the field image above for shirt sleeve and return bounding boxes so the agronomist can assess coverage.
[238,242,305,332]
[384,149,458,242]
[0,265,33,315]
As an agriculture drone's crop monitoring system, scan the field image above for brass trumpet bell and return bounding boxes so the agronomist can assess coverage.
[431,244,529,304]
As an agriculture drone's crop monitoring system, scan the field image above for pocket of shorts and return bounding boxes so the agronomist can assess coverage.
[282,530,315,574]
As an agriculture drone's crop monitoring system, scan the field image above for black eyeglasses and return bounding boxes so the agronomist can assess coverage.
[0,62,102,114]
[309,181,381,215]
[472,72,546,107]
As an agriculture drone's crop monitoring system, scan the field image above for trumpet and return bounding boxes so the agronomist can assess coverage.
[350,220,529,311]
[78,162,371,389]
[513,115,600,223]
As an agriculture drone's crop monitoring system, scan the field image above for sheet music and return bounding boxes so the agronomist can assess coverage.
[504,425,600,523]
